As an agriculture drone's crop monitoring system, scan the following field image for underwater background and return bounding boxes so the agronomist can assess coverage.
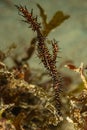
[0,0,87,79]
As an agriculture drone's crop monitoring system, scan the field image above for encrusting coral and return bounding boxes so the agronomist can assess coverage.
[0,61,62,129]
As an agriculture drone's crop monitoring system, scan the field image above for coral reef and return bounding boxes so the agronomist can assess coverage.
[0,3,87,130]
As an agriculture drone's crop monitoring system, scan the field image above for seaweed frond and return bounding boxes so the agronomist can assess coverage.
[37,3,70,36]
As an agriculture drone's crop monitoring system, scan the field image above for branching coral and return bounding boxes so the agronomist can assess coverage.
[65,63,87,130]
